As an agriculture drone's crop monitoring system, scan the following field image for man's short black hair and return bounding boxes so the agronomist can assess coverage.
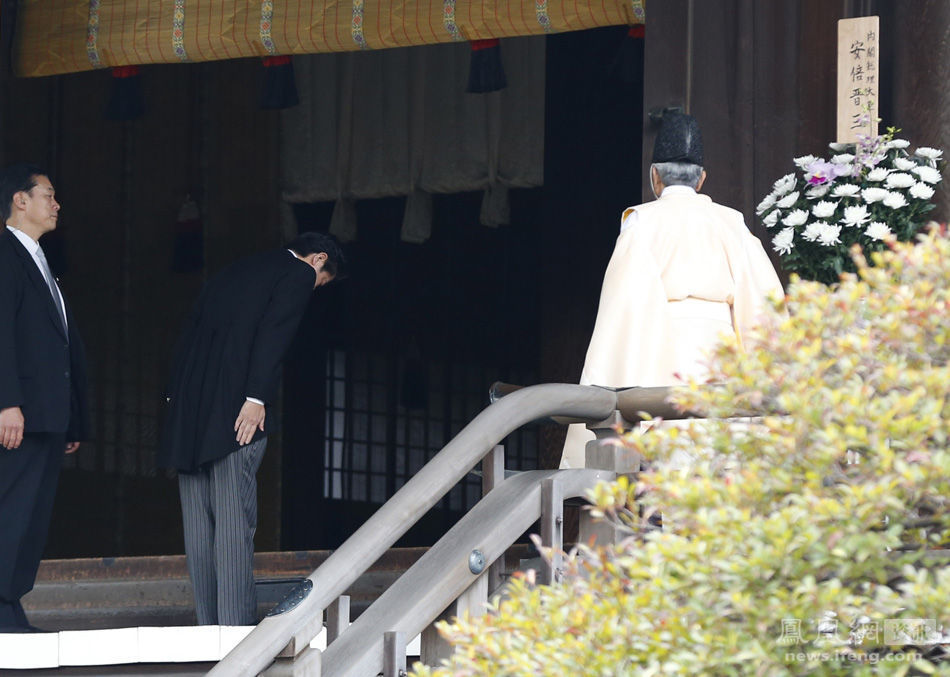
[287,231,346,279]
[0,163,47,222]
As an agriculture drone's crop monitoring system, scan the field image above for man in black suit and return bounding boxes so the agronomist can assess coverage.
[0,164,89,632]
[158,232,344,625]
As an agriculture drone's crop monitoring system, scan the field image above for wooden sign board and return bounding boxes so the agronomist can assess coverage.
[837,16,880,143]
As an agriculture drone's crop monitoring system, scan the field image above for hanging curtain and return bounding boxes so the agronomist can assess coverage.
[280,37,545,242]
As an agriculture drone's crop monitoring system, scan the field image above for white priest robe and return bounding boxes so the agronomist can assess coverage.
[559,186,783,468]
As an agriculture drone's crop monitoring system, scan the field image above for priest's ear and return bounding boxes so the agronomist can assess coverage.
[650,165,664,199]
[695,169,707,192]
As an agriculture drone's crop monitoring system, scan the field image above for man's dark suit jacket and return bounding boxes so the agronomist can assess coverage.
[159,249,316,473]
[0,228,89,438]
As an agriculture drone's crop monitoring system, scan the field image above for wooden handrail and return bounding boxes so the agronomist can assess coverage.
[211,383,681,676]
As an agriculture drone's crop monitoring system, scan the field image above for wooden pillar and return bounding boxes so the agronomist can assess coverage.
[888,0,950,220]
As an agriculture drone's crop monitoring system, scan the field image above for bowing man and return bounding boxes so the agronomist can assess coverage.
[159,231,344,625]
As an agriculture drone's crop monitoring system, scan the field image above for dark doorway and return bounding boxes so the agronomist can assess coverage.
[282,192,542,548]
[280,26,644,551]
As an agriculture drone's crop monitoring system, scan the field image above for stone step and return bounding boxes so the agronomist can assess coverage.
[21,548,427,631]
[5,545,532,673]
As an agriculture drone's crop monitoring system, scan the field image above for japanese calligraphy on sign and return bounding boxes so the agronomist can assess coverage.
[837,16,880,143]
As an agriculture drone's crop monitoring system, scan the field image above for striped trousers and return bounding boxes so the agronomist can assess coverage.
[178,438,267,625]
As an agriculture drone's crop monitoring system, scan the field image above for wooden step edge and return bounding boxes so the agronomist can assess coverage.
[34,547,431,583]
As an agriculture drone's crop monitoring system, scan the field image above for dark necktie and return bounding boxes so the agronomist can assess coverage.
[35,245,68,335]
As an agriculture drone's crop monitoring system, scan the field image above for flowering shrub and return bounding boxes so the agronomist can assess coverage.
[412,230,950,676]
[758,129,944,284]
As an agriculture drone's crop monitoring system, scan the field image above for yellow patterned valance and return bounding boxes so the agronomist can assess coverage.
[12,0,645,78]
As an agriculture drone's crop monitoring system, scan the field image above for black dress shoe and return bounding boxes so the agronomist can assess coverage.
[11,600,30,627]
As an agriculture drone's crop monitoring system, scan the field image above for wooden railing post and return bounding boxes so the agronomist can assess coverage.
[326,596,349,645]
[481,445,505,495]
[580,411,640,548]
[539,478,563,585]
[419,556,490,667]
[382,631,407,677]
[481,445,505,594]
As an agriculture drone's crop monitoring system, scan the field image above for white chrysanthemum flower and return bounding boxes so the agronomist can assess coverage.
[806,184,831,199]
[840,204,870,226]
[861,187,889,203]
[772,227,794,255]
[828,142,851,152]
[866,167,890,182]
[794,154,817,170]
[831,153,855,164]
[775,191,800,208]
[782,209,809,227]
[762,210,780,227]
[909,182,935,200]
[811,200,838,218]
[831,184,860,198]
[802,221,825,242]
[817,223,842,246]
[884,172,916,189]
[772,173,797,196]
[756,192,777,215]
[865,221,892,240]
[883,192,908,209]
[886,139,910,150]
[893,157,917,171]
[914,147,943,161]
[912,165,943,184]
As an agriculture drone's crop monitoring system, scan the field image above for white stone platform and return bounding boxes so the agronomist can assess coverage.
[0,626,255,670]
[0,625,421,671]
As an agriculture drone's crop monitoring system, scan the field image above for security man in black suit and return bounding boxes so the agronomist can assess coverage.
[0,164,89,633]
[158,231,344,625]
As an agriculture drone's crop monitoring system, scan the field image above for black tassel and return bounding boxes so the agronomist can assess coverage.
[467,39,507,93]
[611,24,645,86]
[106,65,145,120]
[260,55,299,109]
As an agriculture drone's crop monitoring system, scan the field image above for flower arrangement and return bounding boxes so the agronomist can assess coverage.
[757,127,944,284]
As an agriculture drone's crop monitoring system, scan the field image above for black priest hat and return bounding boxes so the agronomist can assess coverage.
[652,111,704,166]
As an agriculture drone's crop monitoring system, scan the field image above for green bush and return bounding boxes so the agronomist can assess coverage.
[412,229,950,676]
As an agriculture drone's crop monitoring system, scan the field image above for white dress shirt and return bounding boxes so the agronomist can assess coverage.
[6,225,68,332]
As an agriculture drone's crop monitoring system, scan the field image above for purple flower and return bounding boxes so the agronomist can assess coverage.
[806,160,850,185]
